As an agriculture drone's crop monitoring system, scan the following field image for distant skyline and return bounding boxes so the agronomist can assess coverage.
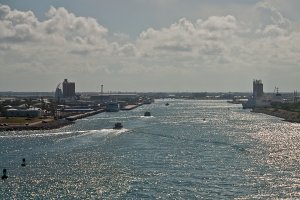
[0,0,299,92]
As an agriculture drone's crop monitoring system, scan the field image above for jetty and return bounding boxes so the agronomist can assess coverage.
[66,109,105,121]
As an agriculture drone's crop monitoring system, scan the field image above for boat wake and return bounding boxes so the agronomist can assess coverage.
[0,131,75,138]
[0,128,129,139]
[140,116,155,118]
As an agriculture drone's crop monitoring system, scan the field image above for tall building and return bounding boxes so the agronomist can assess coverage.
[62,79,75,98]
[55,87,63,101]
[253,79,263,99]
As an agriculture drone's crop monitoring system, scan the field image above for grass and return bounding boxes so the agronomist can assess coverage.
[272,102,300,112]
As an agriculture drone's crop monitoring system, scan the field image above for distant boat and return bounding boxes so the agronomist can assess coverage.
[113,122,123,129]
[165,103,169,106]
[144,111,151,116]
[242,98,255,109]
[143,99,152,104]
[106,102,120,112]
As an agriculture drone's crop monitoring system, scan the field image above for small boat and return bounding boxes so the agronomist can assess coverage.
[2,169,8,180]
[21,158,26,167]
[113,122,123,129]
[165,103,169,106]
[144,111,151,116]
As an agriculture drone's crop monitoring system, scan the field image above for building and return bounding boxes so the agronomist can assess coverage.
[90,94,138,103]
[55,87,63,101]
[253,79,263,99]
[243,80,285,109]
[5,108,44,117]
[62,79,75,98]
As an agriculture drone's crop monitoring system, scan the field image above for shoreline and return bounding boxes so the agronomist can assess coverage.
[0,104,141,132]
[252,108,300,123]
[0,119,75,131]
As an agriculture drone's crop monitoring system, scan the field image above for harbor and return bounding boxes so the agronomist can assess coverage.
[1,1,300,199]
[0,80,154,131]
[1,100,300,199]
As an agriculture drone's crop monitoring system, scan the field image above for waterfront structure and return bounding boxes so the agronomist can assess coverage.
[253,80,263,99]
[101,85,104,94]
[90,94,138,103]
[243,80,264,109]
[243,80,285,109]
[62,79,75,98]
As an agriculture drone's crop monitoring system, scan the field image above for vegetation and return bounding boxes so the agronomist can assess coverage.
[271,102,300,112]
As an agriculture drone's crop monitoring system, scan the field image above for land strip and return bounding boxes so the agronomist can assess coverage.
[252,108,300,123]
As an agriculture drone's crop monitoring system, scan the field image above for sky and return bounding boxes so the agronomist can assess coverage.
[0,0,300,92]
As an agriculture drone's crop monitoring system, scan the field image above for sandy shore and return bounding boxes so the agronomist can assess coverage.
[252,108,300,123]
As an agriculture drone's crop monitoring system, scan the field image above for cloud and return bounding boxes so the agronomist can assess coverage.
[136,15,239,68]
[0,2,300,91]
[256,1,290,26]
[200,15,237,32]
[43,6,108,46]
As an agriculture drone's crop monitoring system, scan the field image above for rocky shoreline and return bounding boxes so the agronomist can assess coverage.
[252,108,300,123]
[0,119,74,131]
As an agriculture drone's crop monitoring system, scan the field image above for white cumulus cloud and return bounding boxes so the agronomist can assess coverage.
[0,2,300,92]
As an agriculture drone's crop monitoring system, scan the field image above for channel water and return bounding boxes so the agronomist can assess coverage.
[1,100,300,199]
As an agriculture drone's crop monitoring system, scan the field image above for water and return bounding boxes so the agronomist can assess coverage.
[1,100,300,199]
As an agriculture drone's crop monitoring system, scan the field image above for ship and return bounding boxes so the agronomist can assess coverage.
[242,98,255,109]
[106,102,120,112]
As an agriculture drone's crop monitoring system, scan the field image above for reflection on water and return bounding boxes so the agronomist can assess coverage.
[1,100,300,199]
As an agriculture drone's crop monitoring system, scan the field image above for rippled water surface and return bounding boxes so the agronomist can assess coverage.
[1,100,300,199]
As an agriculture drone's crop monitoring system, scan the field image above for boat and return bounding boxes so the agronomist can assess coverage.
[242,96,256,109]
[143,98,152,104]
[113,122,123,129]
[165,103,169,106]
[144,111,151,116]
[242,98,255,109]
[106,102,120,112]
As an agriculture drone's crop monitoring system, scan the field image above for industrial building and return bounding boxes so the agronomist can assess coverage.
[253,79,263,99]
[63,79,75,98]
[55,86,63,101]
[5,108,44,117]
[90,94,139,103]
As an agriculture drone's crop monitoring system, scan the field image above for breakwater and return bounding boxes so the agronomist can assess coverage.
[65,109,105,121]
